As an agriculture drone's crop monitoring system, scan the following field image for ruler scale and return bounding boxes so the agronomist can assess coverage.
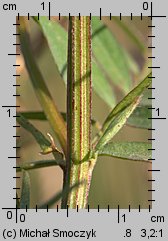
[0,0,168,240]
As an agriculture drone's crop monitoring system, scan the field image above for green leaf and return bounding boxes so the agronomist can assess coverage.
[94,72,152,150]
[95,97,140,151]
[33,16,67,79]
[19,111,47,121]
[122,49,140,75]
[92,17,132,94]
[20,171,31,209]
[127,106,152,129]
[19,17,67,154]
[17,114,64,164]
[98,142,152,162]
[113,17,145,53]
[17,114,53,154]
[102,72,152,132]
[16,159,66,172]
[39,181,82,209]
[92,62,116,108]
[33,16,116,108]
[140,88,152,106]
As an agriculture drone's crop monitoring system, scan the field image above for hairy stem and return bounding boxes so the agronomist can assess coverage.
[62,17,92,208]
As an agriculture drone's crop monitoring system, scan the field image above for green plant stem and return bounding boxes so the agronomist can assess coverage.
[18,17,67,155]
[62,17,93,208]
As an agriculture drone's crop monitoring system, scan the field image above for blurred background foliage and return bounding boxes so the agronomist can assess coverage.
[16,16,152,208]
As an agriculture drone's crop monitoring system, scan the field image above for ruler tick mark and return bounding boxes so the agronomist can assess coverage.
[117,205,120,223]
[141,13,143,20]
[148,169,160,172]
[8,156,20,159]
[49,2,51,20]
[148,117,166,120]
[149,205,151,212]
[2,105,20,108]
[67,205,69,217]
[8,53,20,56]
[148,66,160,69]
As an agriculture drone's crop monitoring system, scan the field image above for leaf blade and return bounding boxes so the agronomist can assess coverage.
[102,72,152,131]
[93,72,152,150]
[92,62,116,108]
[122,48,140,75]
[98,142,152,162]
[33,16,68,79]
[92,17,132,94]
[17,114,64,164]
[113,17,145,53]
[18,17,67,154]
[127,106,152,129]
[17,114,52,154]
[20,171,31,209]
[16,159,65,172]
[95,97,140,151]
